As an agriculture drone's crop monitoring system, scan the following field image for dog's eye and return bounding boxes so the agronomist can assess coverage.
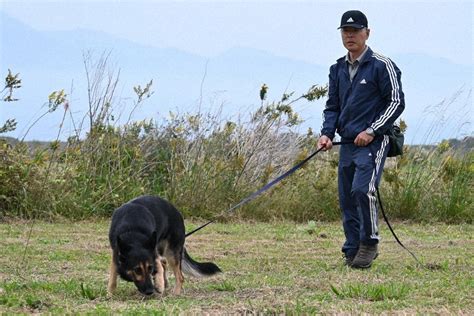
[134,267,142,275]
[149,265,156,275]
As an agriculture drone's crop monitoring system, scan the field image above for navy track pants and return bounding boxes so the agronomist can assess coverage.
[338,135,390,257]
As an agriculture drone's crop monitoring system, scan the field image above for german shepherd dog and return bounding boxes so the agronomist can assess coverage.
[107,195,221,296]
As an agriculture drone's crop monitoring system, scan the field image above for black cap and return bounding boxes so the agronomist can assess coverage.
[338,10,368,29]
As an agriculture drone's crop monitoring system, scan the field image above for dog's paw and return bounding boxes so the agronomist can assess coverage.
[172,286,182,295]
[154,286,165,294]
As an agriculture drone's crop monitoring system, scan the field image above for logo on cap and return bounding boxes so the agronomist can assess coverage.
[339,10,368,29]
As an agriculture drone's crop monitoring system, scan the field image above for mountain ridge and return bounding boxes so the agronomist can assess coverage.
[1,11,472,143]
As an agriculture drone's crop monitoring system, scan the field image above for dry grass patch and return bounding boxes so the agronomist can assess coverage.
[0,220,473,314]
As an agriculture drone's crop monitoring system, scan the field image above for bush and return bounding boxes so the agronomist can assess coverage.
[382,143,473,223]
[0,141,61,219]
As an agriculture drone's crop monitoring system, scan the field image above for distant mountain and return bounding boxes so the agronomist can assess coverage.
[1,12,472,143]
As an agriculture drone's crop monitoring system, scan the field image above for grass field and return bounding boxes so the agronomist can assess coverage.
[0,220,473,314]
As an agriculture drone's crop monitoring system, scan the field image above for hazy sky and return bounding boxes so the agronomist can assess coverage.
[1,0,472,66]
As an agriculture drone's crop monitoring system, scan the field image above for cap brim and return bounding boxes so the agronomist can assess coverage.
[338,24,366,29]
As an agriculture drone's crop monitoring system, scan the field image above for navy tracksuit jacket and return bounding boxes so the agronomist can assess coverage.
[321,47,405,257]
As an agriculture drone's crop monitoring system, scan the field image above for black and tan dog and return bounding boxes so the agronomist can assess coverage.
[107,195,221,296]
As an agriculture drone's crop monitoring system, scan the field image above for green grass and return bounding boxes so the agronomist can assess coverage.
[0,220,473,314]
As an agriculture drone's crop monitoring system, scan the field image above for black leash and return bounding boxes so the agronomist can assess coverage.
[369,144,425,267]
[376,187,423,265]
[187,138,429,269]
[185,141,352,237]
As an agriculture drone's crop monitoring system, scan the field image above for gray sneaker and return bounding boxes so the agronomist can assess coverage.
[351,244,378,269]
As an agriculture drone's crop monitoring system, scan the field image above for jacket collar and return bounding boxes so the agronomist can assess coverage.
[359,46,373,64]
[337,46,373,65]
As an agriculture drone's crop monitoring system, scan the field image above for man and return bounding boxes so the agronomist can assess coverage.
[318,10,405,269]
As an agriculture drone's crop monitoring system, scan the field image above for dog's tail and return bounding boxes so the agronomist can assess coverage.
[182,247,222,278]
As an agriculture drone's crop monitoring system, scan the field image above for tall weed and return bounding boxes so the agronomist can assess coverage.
[1,57,472,223]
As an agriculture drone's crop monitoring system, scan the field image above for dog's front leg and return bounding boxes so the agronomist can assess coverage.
[161,258,169,289]
[107,253,118,297]
[154,256,165,294]
[170,259,184,295]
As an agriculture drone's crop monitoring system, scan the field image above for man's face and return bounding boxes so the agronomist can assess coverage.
[341,27,370,54]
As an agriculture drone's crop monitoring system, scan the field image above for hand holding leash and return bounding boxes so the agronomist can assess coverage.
[318,135,333,151]
[354,130,374,146]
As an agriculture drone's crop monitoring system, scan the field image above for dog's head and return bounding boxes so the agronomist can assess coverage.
[116,231,157,296]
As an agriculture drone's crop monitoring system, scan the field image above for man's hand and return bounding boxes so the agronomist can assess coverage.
[354,131,374,146]
[318,135,333,151]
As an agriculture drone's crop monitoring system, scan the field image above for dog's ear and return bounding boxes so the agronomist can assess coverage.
[117,235,131,254]
[146,231,157,250]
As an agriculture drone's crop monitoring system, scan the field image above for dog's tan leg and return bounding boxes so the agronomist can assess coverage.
[107,253,118,297]
[169,257,184,295]
[154,256,165,294]
[161,258,169,289]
